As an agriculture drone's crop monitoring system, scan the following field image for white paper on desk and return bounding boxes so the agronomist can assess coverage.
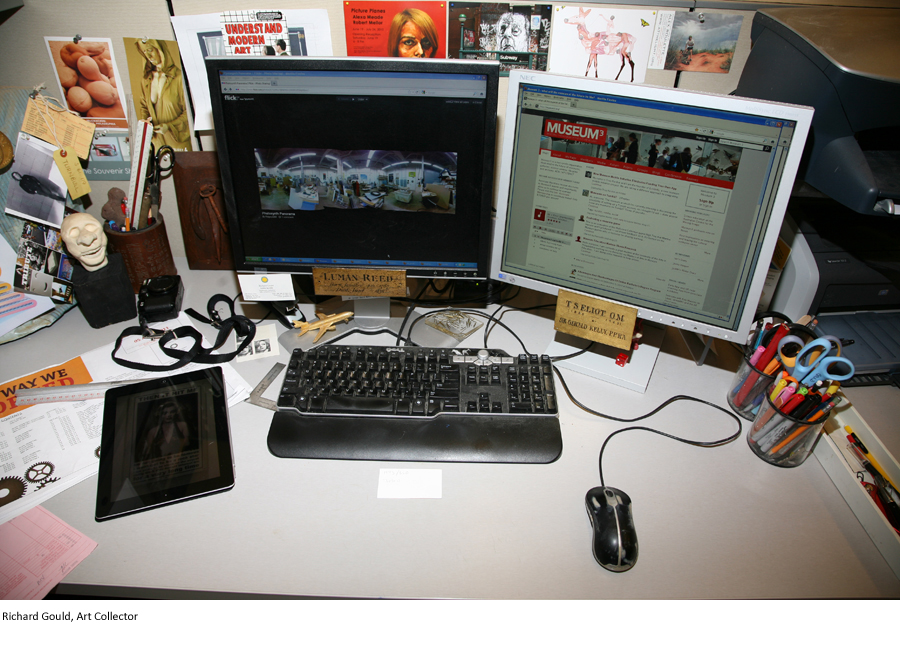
[0,506,97,600]
[0,314,252,525]
[377,469,442,499]
[172,10,332,132]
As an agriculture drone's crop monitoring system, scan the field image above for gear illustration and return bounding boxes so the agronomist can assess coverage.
[0,476,28,507]
[25,461,58,489]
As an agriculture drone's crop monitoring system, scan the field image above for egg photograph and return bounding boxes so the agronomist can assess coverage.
[44,36,129,131]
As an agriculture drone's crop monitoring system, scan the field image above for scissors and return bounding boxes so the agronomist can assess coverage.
[141,144,175,228]
[794,337,854,385]
[776,335,806,369]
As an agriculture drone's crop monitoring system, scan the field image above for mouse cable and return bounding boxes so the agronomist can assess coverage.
[551,366,743,487]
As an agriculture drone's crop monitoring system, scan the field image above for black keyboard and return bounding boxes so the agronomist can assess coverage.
[267,345,563,463]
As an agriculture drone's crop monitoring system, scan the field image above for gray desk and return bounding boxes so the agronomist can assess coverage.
[3,262,898,598]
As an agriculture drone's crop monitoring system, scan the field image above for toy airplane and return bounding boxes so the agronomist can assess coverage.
[291,311,353,343]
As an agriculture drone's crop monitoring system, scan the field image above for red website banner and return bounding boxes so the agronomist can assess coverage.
[546,149,736,190]
[543,119,607,146]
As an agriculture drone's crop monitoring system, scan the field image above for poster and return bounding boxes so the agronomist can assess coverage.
[171,9,332,131]
[546,6,656,83]
[344,1,448,58]
[44,37,129,131]
[219,9,291,55]
[123,38,193,152]
[448,2,552,72]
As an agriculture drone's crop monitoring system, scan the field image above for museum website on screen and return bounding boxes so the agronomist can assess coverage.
[520,116,739,315]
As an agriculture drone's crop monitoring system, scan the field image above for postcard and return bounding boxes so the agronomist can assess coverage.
[123,38,193,152]
[546,6,657,83]
[44,37,129,131]
[344,1,448,58]
[6,133,68,229]
[649,12,744,74]
[448,3,552,72]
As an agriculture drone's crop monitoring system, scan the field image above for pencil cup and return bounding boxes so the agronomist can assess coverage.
[746,392,829,468]
[105,215,177,293]
[726,352,777,421]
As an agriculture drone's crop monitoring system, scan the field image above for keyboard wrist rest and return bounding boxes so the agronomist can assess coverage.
[267,412,562,464]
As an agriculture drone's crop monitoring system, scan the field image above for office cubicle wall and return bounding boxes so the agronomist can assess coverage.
[0,0,762,259]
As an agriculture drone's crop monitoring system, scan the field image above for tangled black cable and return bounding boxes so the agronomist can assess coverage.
[551,367,743,486]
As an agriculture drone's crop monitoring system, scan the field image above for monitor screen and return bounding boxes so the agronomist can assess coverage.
[206,57,499,278]
[491,70,814,342]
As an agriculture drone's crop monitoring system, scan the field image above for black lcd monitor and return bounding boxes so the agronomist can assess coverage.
[206,56,499,282]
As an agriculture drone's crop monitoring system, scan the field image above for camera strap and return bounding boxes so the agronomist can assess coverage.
[112,294,256,371]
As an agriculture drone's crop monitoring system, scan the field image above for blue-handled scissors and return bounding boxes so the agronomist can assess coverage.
[777,335,806,369]
[793,337,837,381]
[799,355,855,387]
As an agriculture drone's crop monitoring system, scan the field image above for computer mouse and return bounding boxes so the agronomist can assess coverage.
[585,486,638,572]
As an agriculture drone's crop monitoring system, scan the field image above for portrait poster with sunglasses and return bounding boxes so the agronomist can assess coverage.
[343,2,448,58]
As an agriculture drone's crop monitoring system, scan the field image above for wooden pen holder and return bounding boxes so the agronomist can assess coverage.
[104,215,177,293]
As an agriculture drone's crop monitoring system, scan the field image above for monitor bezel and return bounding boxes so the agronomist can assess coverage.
[490,69,814,343]
[206,56,500,279]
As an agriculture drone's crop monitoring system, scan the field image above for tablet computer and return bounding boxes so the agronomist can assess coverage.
[95,367,234,521]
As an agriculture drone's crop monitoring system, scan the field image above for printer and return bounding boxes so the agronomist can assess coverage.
[734,8,900,376]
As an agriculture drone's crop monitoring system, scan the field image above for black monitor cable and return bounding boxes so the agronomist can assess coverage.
[472,309,744,487]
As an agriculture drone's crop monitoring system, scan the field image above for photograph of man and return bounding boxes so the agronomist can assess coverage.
[275,38,289,55]
[387,8,438,58]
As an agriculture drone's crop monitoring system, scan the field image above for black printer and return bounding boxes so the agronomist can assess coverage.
[735,8,900,377]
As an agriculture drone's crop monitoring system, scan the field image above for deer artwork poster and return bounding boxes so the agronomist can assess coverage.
[547,6,656,83]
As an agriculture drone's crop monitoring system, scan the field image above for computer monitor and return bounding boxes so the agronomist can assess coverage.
[206,56,499,343]
[491,70,813,390]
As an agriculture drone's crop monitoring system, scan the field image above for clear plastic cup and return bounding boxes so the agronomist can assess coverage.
[727,352,778,421]
[747,391,829,467]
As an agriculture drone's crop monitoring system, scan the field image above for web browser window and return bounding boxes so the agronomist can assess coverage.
[499,84,799,330]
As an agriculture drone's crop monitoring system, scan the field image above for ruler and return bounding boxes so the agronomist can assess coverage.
[245,362,285,411]
[14,379,149,406]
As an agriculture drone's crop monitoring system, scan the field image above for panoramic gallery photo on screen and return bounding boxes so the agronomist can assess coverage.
[255,147,459,215]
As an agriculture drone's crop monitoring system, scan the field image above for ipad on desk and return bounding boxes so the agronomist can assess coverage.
[95,367,234,521]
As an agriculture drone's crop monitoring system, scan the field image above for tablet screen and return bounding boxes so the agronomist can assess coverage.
[95,367,234,521]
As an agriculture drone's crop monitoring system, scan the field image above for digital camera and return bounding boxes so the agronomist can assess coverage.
[138,275,184,323]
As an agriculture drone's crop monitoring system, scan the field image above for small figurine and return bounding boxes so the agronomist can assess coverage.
[60,212,109,271]
[61,212,136,328]
[100,187,128,228]
[292,311,353,343]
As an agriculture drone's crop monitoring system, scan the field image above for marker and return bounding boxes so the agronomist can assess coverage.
[846,426,897,494]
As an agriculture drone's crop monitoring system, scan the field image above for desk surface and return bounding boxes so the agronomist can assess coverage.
[2,262,898,599]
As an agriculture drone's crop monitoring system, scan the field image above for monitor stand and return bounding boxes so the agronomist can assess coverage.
[278,297,460,352]
[545,323,664,393]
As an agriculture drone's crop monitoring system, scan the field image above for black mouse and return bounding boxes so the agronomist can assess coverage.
[585,486,638,572]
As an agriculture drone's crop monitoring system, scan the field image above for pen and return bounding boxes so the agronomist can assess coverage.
[847,444,900,529]
[754,323,789,372]
[846,426,898,496]
[768,398,840,456]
